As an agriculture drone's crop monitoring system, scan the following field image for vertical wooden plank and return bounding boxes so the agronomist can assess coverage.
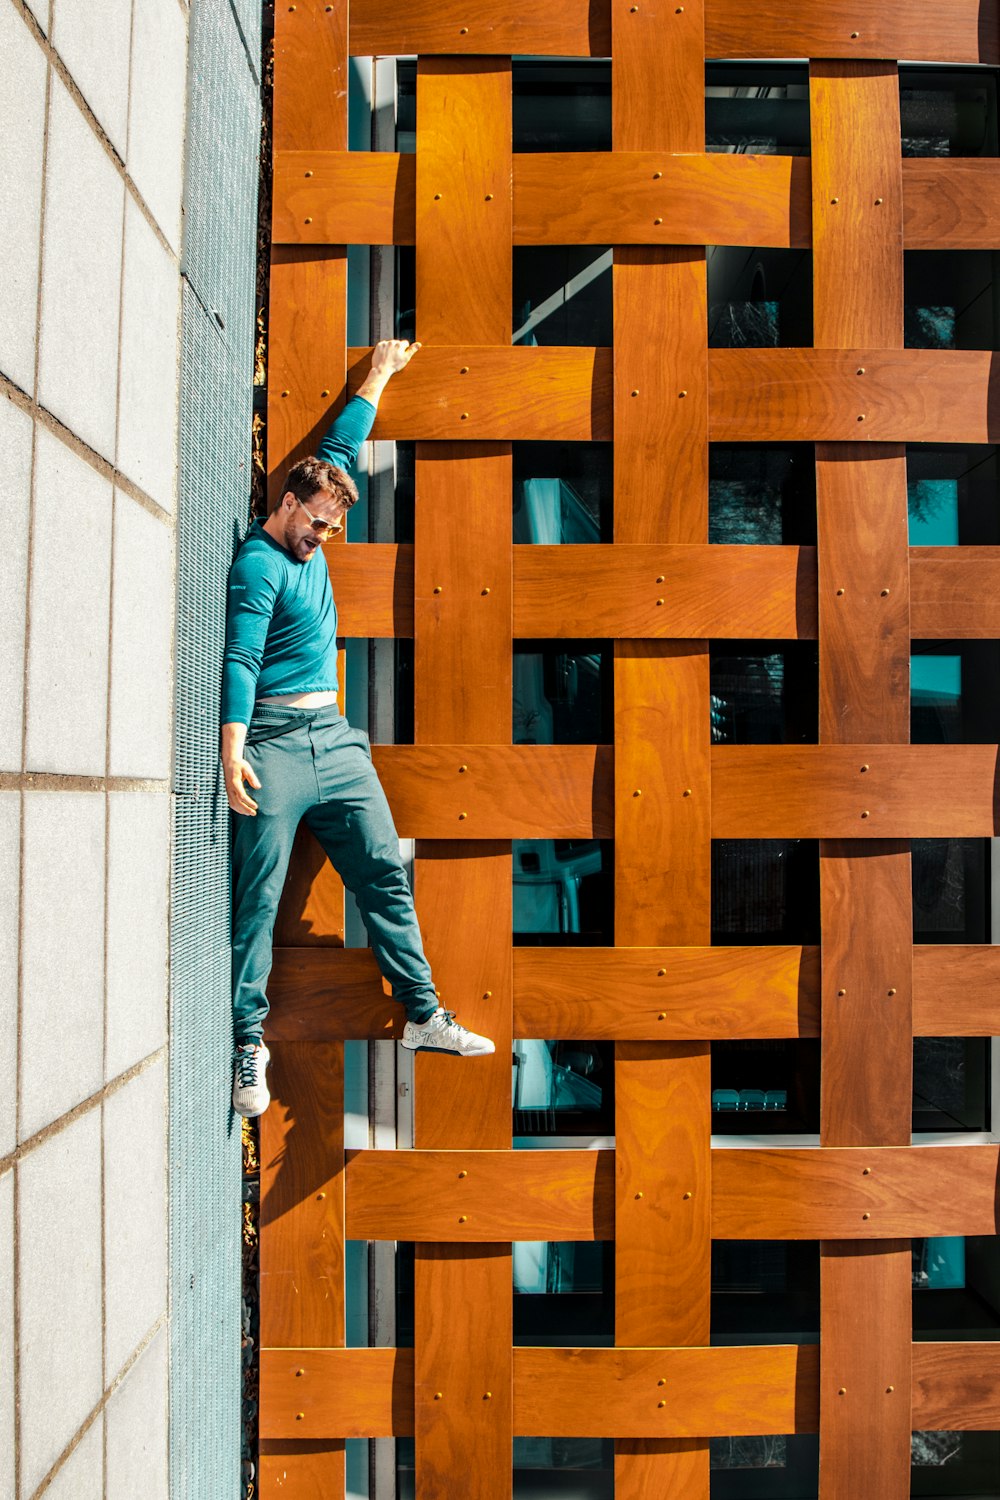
[273,0,347,156]
[811,62,913,1500]
[820,1243,913,1494]
[260,1043,345,1348]
[412,56,514,1500]
[612,4,711,1496]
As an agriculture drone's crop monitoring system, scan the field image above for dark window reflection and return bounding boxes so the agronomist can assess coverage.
[710,445,816,546]
[912,644,1000,744]
[911,1432,1000,1497]
[712,1242,819,1344]
[912,839,988,942]
[914,1236,1000,1341]
[907,446,1000,545]
[513,1041,613,1138]
[711,1435,819,1499]
[513,1240,613,1343]
[514,840,611,945]
[514,642,609,745]
[513,247,611,347]
[913,1039,989,1133]
[712,841,820,944]
[900,68,998,157]
[712,1042,820,1134]
[398,1437,615,1499]
[708,249,812,348]
[514,443,612,544]
[706,64,810,157]
[711,645,818,745]
[904,251,998,350]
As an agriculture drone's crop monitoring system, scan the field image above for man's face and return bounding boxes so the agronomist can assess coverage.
[282,488,347,563]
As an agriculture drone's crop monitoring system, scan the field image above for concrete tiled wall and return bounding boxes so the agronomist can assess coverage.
[0,0,187,1494]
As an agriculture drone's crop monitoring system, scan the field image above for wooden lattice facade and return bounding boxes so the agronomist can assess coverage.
[258,4,1000,1496]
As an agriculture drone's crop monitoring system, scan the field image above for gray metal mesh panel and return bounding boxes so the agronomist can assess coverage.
[171,1,260,1495]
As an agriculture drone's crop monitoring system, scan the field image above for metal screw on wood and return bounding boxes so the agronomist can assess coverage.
[857,413,866,421]
[317,1191,326,1200]
[433,585,442,594]
[837,988,846,996]
[838,1388,847,1396]
[861,810,870,819]
[296,1411,305,1419]
[831,197,839,204]
[434,1392,443,1400]
[305,217,313,224]
[857,367,865,375]
[483,990,492,998]
[887,988,896,996]
[281,390,290,398]
[459,1214,468,1222]
[434,193,442,200]
[682,788,692,797]
[874,197,883,205]
[631,388,640,396]
[460,366,469,374]
[296,1368,305,1376]
[305,170,313,178]
[458,812,467,820]
[458,1170,468,1178]
[656,575,665,583]
[484,1392,492,1400]
[653,171,662,179]
[459,764,468,772]
[485,194,493,201]
[863,1167,872,1175]
[481,587,490,595]
[836,587,845,595]
[862,1213,871,1221]
[881,588,890,596]
[321,389,330,397]
[654,217,663,225]
[850,30,860,37]
[633,789,642,797]
[635,1192,644,1199]
[656,598,664,605]
[860,763,869,772]
[678,389,687,397]
[657,967,666,975]
[658,1378,666,1386]
[658,1399,666,1407]
[657,1012,666,1020]
[460,412,469,420]
[682,1191,692,1200]
[886,1386,894,1394]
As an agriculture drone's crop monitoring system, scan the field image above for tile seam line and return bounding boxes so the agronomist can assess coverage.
[0,773,169,792]
[0,377,175,527]
[9,0,181,264]
[0,1047,168,1179]
[26,1311,169,1500]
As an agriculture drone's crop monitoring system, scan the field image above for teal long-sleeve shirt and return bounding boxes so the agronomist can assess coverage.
[221,396,376,726]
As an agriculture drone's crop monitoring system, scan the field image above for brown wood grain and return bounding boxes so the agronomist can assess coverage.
[413,446,512,743]
[260,1348,415,1439]
[811,64,902,352]
[260,1042,345,1348]
[370,744,614,839]
[615,644,710,943]
[820,843,913,1147]
[710,744,1000,839]
[913,945,1000,1035]
[273,0,347,153]
[518,152,809,248]
[819,1244,912,1499]
[347,344,613,441]
[263,941,1000,1043]
[711,1145,1000,1240]
[269,152,1000,256]
[515,544,816,639]
[416,59,512,344]
[515,945,820,1040]
[258,1442,345,1497]
[345,1148,615,1241]
[817,447,910,741]
[909,548,1000,637]
[273,820,346,948]
[348,0,611,55]
[324,543,413,637]
[268,249,349,506]
[910,1343,1000,1430]
[903,158,1000,250]
[514,1345,819,1437]
[709,348,1000,445]
[414,1244,513,1500]
[264,947,399,1040]
[705,0,998,63]
[273,150,417,246]
[616,1043,711,1345]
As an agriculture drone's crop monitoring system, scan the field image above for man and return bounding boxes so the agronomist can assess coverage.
[223,338,495,1118]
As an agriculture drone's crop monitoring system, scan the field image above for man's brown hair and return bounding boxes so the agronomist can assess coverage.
[276,456,360,514]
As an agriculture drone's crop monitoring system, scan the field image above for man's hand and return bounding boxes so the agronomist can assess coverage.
[358,339,421,405]
[221,722,261,816]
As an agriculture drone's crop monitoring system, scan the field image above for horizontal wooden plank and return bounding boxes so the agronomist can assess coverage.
[260,1348,414,1439]
[274,150,416,245]
[514,545,816,639]
[705,0,998,64]
[273,153,999,255]
[325,544,413,638]
[370,745,613,838]
[347,346,612,441]
[351,0,997,61]
[909,548,1000,638]
[910,1343,1000,1431]
[513,1346,819,1438]
[327,545,1000,645]
[264,949,398,1042]
[712,1145,1000,1240]
[903,159,1000,250]
[710,349,999,445]
[514,152,809,247]
[913,946,1000,1036]
[711,744,1000,839]
[349,0,610,54]
[515,946,820,1040]
[344,1148,615,1241]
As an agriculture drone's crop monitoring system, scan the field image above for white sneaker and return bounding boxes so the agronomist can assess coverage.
[400,1007,495,1057]
[233,1043,271,1117]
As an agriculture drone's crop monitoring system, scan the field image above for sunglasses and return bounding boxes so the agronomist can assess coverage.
[296,496,344,536]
